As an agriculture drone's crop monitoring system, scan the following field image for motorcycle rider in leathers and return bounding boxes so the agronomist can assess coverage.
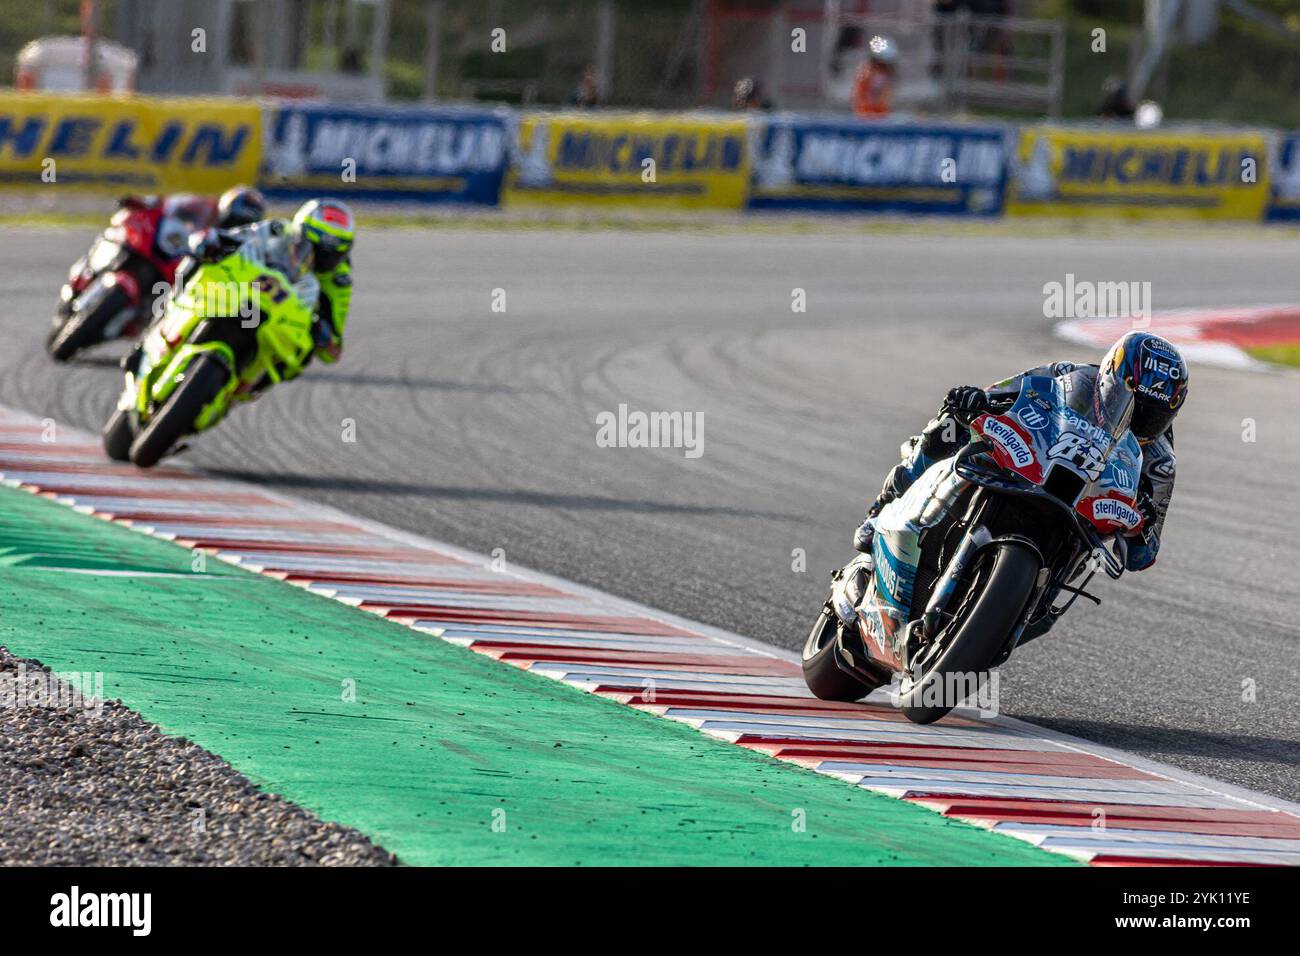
[128,198,355,386]
[853,331,1189,582]
[121,185,267,259]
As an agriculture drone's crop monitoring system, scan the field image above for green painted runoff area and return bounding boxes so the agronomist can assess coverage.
[0,486,1068,865]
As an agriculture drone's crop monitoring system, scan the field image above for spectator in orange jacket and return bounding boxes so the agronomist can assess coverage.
[852,35,898,118]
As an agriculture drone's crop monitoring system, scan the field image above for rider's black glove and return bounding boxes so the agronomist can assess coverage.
[943,385,991,418]
[1134,491,1159,539]
[187,228,223,262]
[189,227,244,263]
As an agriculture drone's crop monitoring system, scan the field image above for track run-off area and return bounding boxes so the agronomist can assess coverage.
[1,223,1299,864]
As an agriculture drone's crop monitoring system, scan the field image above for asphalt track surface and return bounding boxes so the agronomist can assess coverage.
[1,225,1297,801]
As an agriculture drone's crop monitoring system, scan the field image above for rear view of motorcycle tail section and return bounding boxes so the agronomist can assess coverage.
[103,257,303,468]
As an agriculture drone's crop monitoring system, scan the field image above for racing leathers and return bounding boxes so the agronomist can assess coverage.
[183,219,350,369]
[861,361,1175,573]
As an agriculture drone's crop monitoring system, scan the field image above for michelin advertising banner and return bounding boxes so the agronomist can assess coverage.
[0,93,260,193]
[1266,132,1300,222]
[1006,126,1271,220]
[505,113,749,209]
[261,103,509,204]
[747,119,1010,215]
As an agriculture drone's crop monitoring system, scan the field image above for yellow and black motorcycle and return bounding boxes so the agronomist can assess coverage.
[102,245,315,468]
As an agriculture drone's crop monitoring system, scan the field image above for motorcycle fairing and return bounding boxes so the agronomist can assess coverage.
[861,456,971,668]
[126,256,314,432]
[971,376,1144,536]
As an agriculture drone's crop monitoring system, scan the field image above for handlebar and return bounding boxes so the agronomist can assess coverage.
[942,394,1014,426]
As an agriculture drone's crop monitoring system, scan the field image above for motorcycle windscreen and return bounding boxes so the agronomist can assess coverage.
[87,239,125,273]
[1094,376,1137,441]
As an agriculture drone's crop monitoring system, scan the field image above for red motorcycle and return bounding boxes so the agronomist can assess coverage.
[49,195,217,362]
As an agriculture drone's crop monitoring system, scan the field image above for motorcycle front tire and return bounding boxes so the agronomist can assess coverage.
[899,542,1038,725]
[48,283,131,363]
[128,355,229,468]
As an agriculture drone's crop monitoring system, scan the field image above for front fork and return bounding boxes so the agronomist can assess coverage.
[918,524,992,640]
[904,491,1052,673]
[123,340,238,432]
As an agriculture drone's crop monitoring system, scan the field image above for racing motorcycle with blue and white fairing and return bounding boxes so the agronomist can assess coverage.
[803,374,1147,724]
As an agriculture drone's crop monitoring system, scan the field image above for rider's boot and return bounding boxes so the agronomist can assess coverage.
[121,344,143,376]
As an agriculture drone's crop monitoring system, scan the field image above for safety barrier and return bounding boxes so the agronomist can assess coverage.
[502,112,749,210]
[747,117,1010,216]
[1005,125,1272,221]
[1266,132,1300,222]
[2,91,1298,223]
[259,102,509,205]
[0,92,259,194]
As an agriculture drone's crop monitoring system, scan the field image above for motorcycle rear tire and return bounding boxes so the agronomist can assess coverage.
[802,605,874,702]
[101,407,134,462]
[128,355,229,469]
[48,284,130,363]
[899,542,1038,725]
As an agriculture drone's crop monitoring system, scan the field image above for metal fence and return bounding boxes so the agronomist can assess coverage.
[2,0,1296,129]
[825,10,1064,117]
[436,0,703,109]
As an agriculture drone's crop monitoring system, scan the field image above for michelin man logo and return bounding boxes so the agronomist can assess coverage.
[753,125,796,190]
[266,111,308,179]
[1014,134,1055,201]
[1274,141,1300,203]
[513,121,553,187]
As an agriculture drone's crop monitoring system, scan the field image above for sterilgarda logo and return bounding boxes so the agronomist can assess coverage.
[1092,497,1142,531]
[981,416,1035,469]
